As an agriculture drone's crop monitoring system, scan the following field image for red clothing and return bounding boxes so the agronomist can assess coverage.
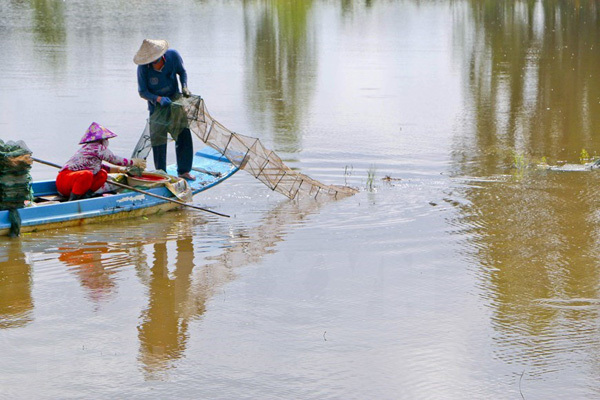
[56,169,108,196]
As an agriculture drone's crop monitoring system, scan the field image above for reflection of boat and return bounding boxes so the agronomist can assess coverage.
[136,199,324,379]
[0,186,324,377]
[0,147,238,236]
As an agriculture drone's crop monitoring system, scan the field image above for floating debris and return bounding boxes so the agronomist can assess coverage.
[382,175,401,182]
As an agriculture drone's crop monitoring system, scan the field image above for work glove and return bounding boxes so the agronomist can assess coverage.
[132,158,147,169]
[182,86,192,97]
[158,96,172,106]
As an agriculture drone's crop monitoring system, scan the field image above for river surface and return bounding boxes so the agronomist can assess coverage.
[2,1,600,398]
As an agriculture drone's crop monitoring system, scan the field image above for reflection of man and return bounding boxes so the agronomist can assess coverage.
[134,39,196,180]
[138,238,204,377]
[0,241,33,329]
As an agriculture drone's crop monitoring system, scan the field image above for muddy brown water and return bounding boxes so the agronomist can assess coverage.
[2,1,600,398]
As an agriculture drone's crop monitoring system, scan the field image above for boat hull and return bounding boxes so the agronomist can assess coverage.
[0,147,237,236]
[0,201,180,236]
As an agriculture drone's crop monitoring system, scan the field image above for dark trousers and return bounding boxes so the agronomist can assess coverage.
[152,128,194,174]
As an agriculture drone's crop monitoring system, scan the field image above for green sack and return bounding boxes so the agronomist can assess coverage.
[149,94,189,147]
[0,140,33,211]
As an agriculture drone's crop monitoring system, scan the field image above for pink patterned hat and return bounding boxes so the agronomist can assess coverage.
[79,122,118,144]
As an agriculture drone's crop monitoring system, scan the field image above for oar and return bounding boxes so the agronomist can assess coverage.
[32,157,230,218]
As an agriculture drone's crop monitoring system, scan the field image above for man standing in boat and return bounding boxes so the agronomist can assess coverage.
[134,39,196,181]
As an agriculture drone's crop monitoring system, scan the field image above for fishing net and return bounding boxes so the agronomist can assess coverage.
[132,95,358,200]
[0,140,34,236]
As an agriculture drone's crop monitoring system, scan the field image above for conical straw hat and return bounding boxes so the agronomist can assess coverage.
[133,39,169,65]
[79,122,117,144]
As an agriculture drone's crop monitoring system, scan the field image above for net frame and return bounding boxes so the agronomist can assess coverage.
[132,95,358,200]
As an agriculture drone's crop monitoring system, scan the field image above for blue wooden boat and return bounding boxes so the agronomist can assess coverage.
[0,147,238,236]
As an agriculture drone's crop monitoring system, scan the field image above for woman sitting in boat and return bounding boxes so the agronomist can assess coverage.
[56,122,146,201]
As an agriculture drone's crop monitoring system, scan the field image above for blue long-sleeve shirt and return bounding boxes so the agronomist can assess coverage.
[137,49,188,114]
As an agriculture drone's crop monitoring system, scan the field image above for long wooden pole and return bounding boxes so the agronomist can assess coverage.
[32,157,230,218]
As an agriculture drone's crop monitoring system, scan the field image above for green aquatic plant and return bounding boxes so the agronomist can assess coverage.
[366,165,376,191]
[344,164,353,186]
[513,152,526,170]
[512,152,530,181]
[580,148,591,164]
[512,151,553,171]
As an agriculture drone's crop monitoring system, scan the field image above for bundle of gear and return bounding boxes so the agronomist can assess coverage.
[132,95,358,200]
[0,140,33,236]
